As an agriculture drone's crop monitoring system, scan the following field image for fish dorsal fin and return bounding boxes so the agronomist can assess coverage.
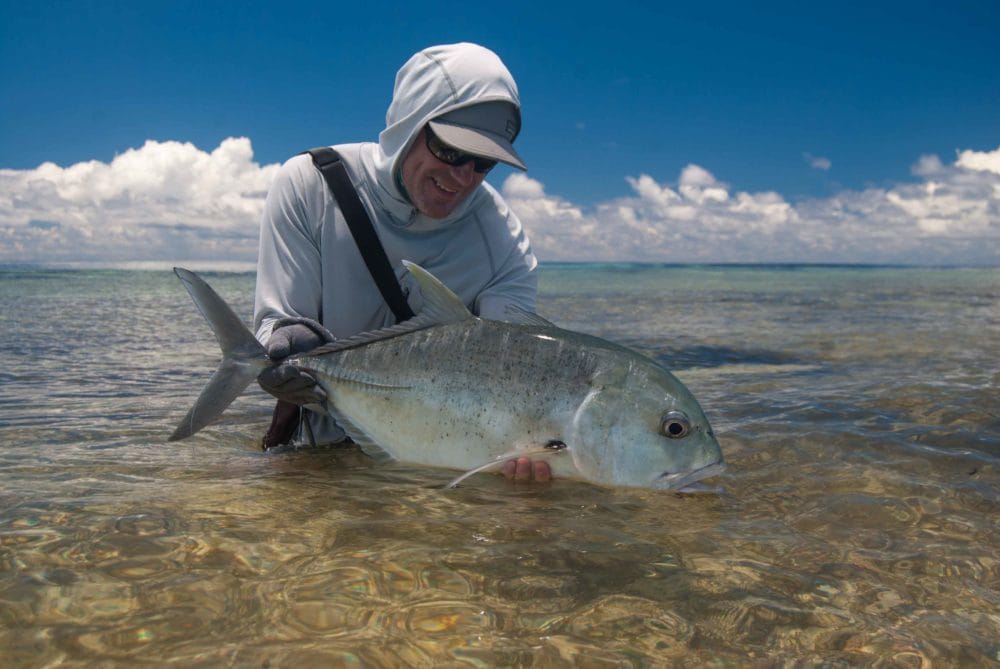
[401,260,474,325]
[503,304,558,328]
[301,262,473,357]
[305,320,433,356]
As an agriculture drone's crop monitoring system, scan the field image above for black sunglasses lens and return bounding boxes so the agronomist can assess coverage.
[473,158,497,174]
[427,127,497,173]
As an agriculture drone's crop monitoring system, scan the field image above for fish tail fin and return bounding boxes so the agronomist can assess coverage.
[168,268,270,441]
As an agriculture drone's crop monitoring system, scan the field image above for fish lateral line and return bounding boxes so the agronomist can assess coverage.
[294,363,414,391]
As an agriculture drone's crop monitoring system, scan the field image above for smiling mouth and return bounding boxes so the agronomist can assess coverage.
[432,177,458,194]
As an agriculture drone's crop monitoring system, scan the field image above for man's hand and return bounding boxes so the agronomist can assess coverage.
[258,364,326,405]
[502,457,552,482]
[265,320,329,359]
[258,319,334,406]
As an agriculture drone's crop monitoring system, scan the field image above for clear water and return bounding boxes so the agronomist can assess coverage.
[0,264,997,667]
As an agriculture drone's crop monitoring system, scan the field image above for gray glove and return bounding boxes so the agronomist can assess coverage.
[258,317,335,405]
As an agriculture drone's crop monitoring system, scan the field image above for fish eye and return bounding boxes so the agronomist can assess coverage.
[661,411,691,439]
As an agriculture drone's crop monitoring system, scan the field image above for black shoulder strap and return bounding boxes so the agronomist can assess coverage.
[304,147,415,323]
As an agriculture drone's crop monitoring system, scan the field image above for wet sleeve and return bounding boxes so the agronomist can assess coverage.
[253,155,327,344]
[474,203,539,321]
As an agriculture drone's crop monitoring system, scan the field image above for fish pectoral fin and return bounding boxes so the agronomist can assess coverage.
[445,443,569,489]
[445,459,508,489]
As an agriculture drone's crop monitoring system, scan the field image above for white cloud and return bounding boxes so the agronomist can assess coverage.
[804,152,832,171]
[1,138,996,265]
[956,145,1000,175]
[912,154,944,177]
[0,137,278,262]
[678,165,730,204]
[503,146,1000,265]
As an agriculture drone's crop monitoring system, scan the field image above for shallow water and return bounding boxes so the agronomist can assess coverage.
[0,264,997,667]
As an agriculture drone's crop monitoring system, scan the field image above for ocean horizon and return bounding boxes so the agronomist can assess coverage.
[3,260,997,272]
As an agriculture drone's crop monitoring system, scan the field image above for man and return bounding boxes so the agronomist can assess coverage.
[253,43,549,481]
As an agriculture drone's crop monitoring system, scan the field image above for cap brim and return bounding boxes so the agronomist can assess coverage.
[428,120,527,171]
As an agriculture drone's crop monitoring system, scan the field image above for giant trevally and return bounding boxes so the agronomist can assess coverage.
[169,263,725,491]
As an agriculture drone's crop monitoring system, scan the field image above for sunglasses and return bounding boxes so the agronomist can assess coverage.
[424,126,498,174]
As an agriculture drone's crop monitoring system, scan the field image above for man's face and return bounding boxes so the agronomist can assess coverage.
[400,128,486,219]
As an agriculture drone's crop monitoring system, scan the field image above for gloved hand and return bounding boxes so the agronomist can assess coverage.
[258,318,335,406]
[258,364,326,405]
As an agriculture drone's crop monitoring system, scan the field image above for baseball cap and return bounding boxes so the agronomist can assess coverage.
[427,101,526,170]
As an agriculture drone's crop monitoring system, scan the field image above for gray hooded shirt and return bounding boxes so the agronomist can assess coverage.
[253,43,538,444]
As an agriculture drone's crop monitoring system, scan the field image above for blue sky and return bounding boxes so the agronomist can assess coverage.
[1,1,998,265]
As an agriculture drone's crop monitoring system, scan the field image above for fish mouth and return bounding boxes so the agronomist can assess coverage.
[653,462,726,492]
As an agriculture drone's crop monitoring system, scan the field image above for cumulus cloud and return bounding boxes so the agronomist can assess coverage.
[956,146,1000,175]
[0,137,278,262]
[1,138,997,265]
[503,145,999,265]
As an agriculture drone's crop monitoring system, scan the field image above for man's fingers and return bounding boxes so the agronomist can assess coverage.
[532,460,552,482]
[267,322,327,360]
[258,365,325,405]
[502,458,532,480]
[266,328,296,360]
[258,364,302,386]
[502,456,549,482]
[514,456,532,480]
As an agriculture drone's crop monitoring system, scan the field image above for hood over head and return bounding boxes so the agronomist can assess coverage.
[373,43,524,225]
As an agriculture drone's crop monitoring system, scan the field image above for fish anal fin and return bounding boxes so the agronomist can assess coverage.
[325,405,394,464]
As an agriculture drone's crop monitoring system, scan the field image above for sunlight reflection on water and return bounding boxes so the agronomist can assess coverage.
[0,265,997,666]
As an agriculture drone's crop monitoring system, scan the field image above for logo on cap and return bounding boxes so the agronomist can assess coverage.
[505,119,517,141]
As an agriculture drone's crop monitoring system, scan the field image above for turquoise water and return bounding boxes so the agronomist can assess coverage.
[0,264,997,666]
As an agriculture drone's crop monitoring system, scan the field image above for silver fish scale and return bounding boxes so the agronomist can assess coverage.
[171,264,722,489]
[298,319,615,470]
